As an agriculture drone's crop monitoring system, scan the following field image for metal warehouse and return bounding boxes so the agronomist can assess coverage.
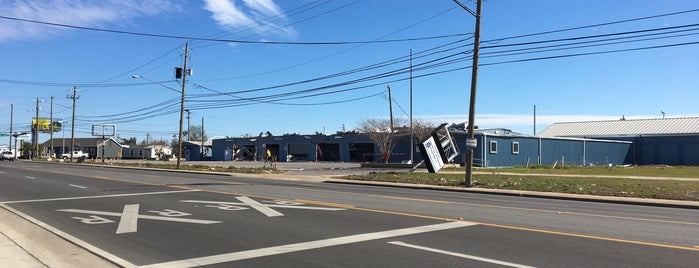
[538,117,699,166]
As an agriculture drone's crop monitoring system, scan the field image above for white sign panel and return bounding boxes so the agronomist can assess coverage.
[422,136,445,172]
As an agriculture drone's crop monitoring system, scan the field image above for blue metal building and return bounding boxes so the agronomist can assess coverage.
[539,117,699,166]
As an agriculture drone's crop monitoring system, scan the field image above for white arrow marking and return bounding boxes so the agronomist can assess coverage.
[235,196,284,217]
[58,209,221,224]
[116,204,140,234]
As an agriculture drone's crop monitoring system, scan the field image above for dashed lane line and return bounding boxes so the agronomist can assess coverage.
[0,189,200,204]
[69,184,87,189]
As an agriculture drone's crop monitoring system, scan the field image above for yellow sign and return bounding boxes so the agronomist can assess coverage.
[32,118,61,133]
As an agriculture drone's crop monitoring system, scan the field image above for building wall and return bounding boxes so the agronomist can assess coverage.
[634,136,699,165]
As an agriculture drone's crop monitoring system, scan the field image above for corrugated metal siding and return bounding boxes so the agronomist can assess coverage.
[538,117,699,138]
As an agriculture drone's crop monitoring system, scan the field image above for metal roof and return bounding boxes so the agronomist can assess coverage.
[537,117,699,138]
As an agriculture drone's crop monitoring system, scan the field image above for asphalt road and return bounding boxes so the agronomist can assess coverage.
[1,161,698,267]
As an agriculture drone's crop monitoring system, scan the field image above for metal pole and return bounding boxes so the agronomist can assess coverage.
[461,0,482,187]
[186,110,191,141]
[176,41,189,169]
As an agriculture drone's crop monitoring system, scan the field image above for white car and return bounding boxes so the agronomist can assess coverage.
[0,151,15,161]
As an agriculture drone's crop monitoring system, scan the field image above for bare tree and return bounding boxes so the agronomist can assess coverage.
[412,119,438,143]
[356,117,406,163]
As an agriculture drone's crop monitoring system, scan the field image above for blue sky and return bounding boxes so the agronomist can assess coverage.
[1,0,698,146]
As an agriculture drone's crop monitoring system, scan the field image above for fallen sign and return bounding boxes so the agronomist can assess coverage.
[416,123,460,173]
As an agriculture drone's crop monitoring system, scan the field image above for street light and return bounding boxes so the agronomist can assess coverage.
[132,73,186,168]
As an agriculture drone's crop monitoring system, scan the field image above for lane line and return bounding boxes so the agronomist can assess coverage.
[116,204,139,234]
[1,189,200,204]
[388,241,536,268]
[24,176,36,180]
[141,221,477,268]
[0,203,137,268]
[69,184,87,189]
[235,196,284,217]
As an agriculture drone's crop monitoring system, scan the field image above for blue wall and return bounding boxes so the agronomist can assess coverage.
[634,136,699,165]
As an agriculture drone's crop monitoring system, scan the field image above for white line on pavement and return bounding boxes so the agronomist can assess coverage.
[69,184,87,189]
[24,176,35,180]
[116,204,140,234]
[388,241,536,268]
[235,196,284,217]
[57,209,221,224]
[180,200,346,211]
[140,221,478,268]
[1,189,200,204]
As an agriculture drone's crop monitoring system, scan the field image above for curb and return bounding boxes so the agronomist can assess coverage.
[324,178,699,210]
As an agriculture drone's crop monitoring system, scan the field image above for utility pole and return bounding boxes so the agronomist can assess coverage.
[387,85,394,131]
[9,104,13,154]
[201,117,205,160]
[454,0,482,187]
[176,41,190,169]
[50,96,54,159]
[34,98,40,160]
[185,109,191,141]
[68,86,78,162]
[409,49,414,164]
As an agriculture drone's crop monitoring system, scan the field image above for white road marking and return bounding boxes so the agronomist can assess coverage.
[24,176,36,180]
[69,184,87,189]
[235,196,284,217]
[116,204,140,234]
[179,200,346,211]
[388,241,536,268]
[57,208,221,224]
[140,221,477,268]
[0,203,137,267]
[1,189,200,204]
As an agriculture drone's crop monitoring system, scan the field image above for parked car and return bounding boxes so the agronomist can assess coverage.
[0,151,16,161]
[61,150,89,159]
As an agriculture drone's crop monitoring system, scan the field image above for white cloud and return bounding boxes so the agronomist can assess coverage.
[0,0,180,41]
[202,0,297,38]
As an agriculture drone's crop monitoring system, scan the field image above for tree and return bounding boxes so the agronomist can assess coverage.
[412,119,438,143]
[355,118,406,163]
[188,125,207,141]
[121,137,137,146]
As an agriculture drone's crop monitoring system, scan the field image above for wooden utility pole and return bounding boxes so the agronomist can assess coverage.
[69,86,77,162]
[387,85,394,131]
[176,41,189,169]
[50,96,54,159]
[453,0,482,187]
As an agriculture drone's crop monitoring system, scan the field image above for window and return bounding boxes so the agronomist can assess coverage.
[489,141,497,154]
[512,142,520,154]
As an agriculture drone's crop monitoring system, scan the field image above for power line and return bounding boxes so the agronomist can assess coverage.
[0,14,470,45]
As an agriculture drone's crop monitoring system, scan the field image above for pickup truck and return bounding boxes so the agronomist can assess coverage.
[0,151,15,161]
[61,150,89,159]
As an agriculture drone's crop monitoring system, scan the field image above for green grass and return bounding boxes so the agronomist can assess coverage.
[340,172,699,201]
[444,165,699,178]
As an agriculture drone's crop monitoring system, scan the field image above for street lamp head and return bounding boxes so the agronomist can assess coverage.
[131,75,140,79]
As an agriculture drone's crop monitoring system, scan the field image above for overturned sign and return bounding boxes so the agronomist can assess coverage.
[417,123,460,173]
